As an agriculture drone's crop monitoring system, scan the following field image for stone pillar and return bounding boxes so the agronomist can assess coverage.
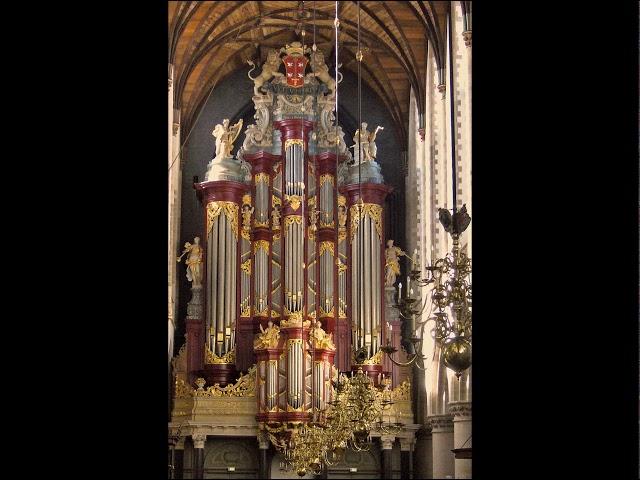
[429,415,454,479]
[185,286,204,384]
[257,432,270,479]
[192,433,207,479]
[399,437,415,479]
[174,437,185,479]
[449,401,472,479]
[380,435,395,479]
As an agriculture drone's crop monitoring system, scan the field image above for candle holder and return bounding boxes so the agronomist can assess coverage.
[382,209,472,377]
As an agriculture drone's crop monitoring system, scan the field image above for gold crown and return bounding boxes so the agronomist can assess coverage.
[281,42,306,56]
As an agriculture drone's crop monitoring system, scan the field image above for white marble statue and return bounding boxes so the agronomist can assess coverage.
[351,122,384,165]
[384,239,406,287]
[212,119,243,161]
[177,237,204,287]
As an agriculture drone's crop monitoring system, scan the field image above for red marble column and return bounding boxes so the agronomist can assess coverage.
[243,151,281,370]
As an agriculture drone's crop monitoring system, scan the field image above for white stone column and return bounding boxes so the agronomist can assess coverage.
[429,414,454,479]
[449,401,472,479]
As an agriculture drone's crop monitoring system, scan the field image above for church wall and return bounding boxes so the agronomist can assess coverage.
[402,4,472,478]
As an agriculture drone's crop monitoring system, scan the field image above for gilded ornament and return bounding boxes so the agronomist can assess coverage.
[205,344,236,364]
[207,201,239,238]
[384,239,408,287]
[283,215,303,233]
[337,259,347,274]
[255,172,270,185]
[241,305,251,317]
[319,174,335,187]
[285,194,302,211]
[311,320,336,350]
[194,365,257,397]
[390,380,411,401]
[243,194,252,206]
[253,240,270,254]
[254,319,281,349]
[319,241,335,257]
[174,378,194,398]
[241,259,252,276]
[349,203,382,242]
[284,138,305,149]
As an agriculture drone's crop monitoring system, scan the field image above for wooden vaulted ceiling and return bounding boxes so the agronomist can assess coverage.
[169,1,451,145]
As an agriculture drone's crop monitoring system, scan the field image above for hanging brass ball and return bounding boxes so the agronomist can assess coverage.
[442,336,471,376]
[297,469,307,477]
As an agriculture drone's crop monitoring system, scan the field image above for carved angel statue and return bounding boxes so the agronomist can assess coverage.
[177,237,204,287]
[351,122,384,165]
[254,319,281,349]
[241,204,254,230]
[212,119,243,161]
[384,239,406,287]
[247,49,284,96]
[310,319,335,350]
[338,203,347,229]
[308,206,319,233]
[271,204,281,229]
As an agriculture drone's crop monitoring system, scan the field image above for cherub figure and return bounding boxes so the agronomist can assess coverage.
[254,319,281,349]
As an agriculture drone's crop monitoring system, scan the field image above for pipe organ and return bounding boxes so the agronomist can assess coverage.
[190,43,396,430]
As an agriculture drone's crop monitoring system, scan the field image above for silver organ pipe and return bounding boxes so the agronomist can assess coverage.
[208,214,219,353]
[216,214,226,356]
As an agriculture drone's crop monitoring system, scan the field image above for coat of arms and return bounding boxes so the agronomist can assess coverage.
[281,42,308,88]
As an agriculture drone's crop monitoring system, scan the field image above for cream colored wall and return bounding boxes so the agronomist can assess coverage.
[405,3,471,479]
[168,64,182,362]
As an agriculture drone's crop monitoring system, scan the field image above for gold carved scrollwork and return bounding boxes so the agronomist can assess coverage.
[253,240,270,254]
[241,305,251,317]
[283,215,303,233]
[281,310,311,328]
[284,138,304,149]
[207,202,239,238]
[193,365,257,397]
[349,203,383,243]
[175,378,194,398]
[319,241,335,257]
[241,259,252,275]
[205,344,236,364]
[285,194,302,211]
[319,174,335,187]
[338,307,347,318]
[255,172,270,185]
[338,195,346,207]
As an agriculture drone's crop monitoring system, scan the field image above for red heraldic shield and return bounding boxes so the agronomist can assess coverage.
[282,55,308,88]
